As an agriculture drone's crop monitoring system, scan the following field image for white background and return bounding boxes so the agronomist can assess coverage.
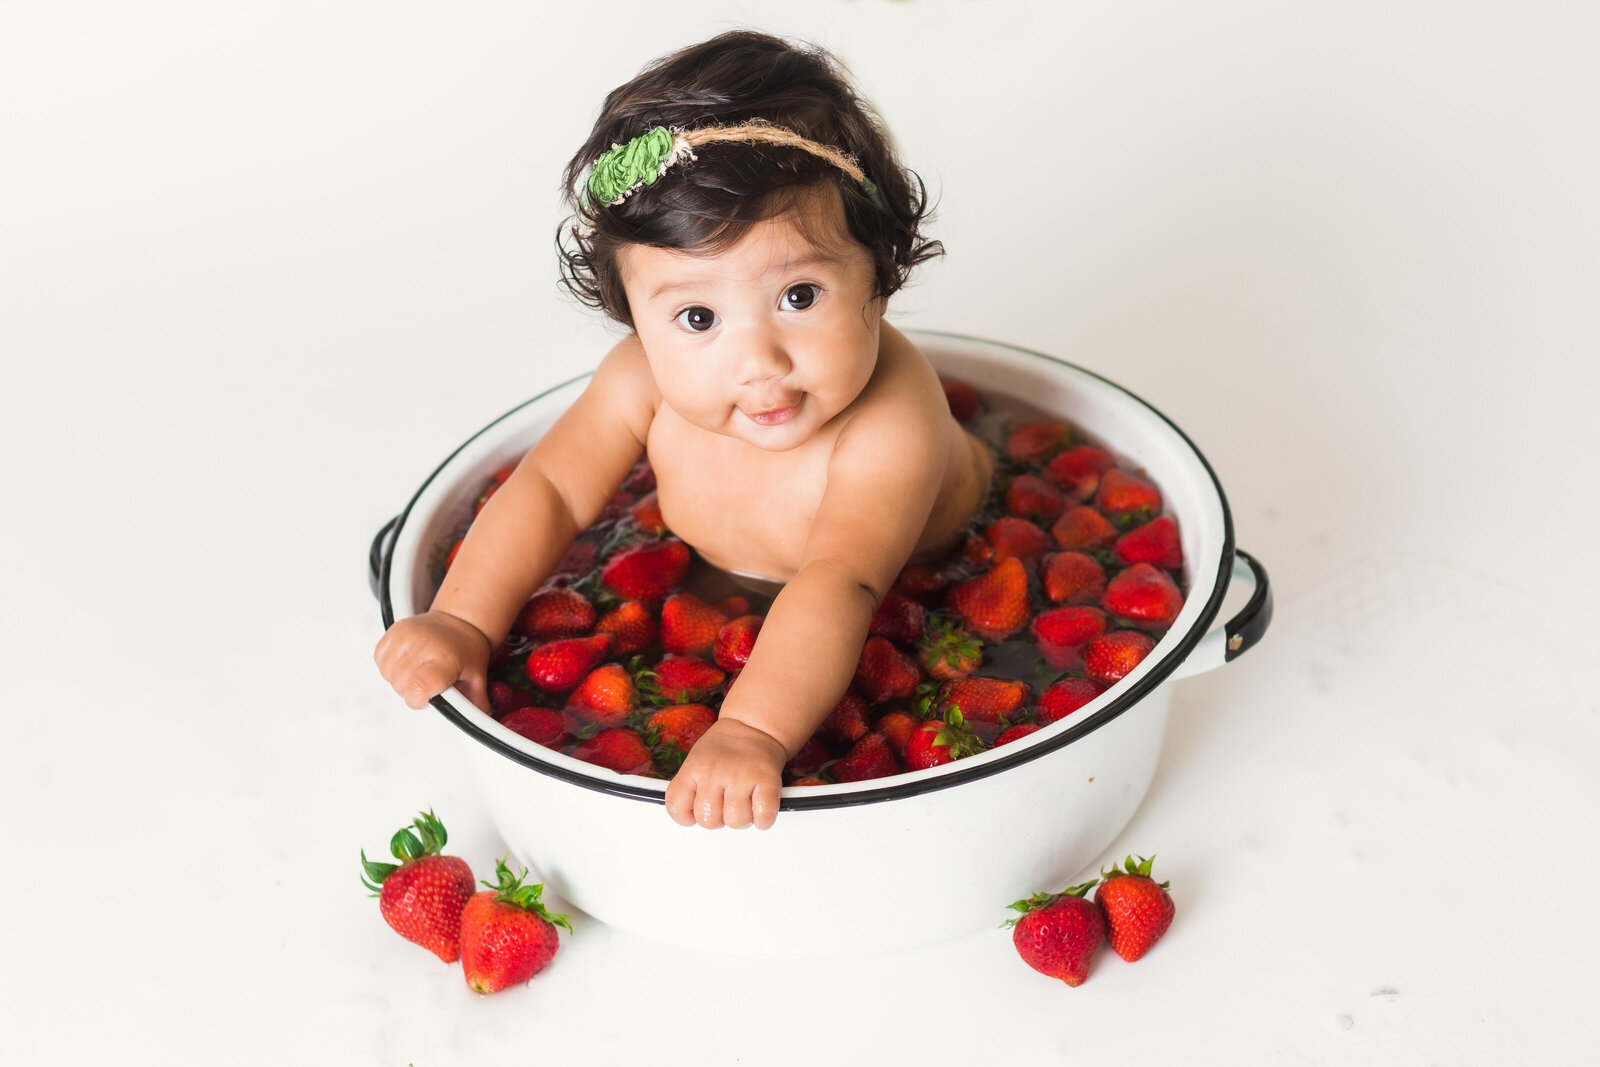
[3,1,1596,1063]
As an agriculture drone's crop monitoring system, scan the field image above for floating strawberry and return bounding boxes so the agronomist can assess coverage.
[473,482,501,515]
[946,556,1031,642]
[1094,854,1175,962]
[1006,881,1105,987]
[359,810,475,963]
[994,722,1041,746]
[713,614,763,672]
[1035,678,1105,724]
[488,681,538,717]
[891,562,951,600]
[524,634,612,693]
[1050,505,1118,551]
[513,587,596,641]
[459,857,574,994]
[936,675,1030,727]
[499,706,569,748]
[962,532,995,568]
[444,538,463,571]
[564,663,639,728]
[873,708,921,757]
[651,654,726,703]
[1083,630,1156,685]
[853,636,922,704]
[1030,606,1109,670]
[942,377,981,423]
[644,703,716,752]
[1041,551,1107,605]
[717,595,751,618]
[491,462,518,485]
[660,593,728,655]
[1005,421,1072,465]
[1094,469,1162,526]
[904,707,985,769]
[549,539,597,580]
[1113,515,1182,570]
[1042,445,1114,501]
[829,732,901,782]
[1004,474,1067,524]
[629,491,669,535]
[916,616,984,680]
[816,691,873,749]
[785,737,831,779]
[868,593,927,646]
[594,601,656,655]
[1101,562,1184,629]
[570,727,654,775]
[983,517,1052,562]
[600,539,690,600]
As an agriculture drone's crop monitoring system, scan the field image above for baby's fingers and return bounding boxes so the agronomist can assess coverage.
[750,780,780,831]
[398,657,459,709]
[664,774,700,827]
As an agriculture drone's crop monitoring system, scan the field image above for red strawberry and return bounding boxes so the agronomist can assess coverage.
[1041,445,1114,501]
[594,601,656,655]
[359,810,475,963]
[713,614,763,672]
[473,481,501,515]
[873,709,921,757]
[1030,606,1109,670]
[1083,630,1156,685]
[600,539,690,600]
[1005,420,1072,465]
[645,703,716,751]
[1006,881,1105,987]
[891,562,951,600]
[962,532,995,568]
[916,616,984,680]
[564,663,638,728]
[1004,474,1067,524]
[570,727,654,775]
[651,654,726,703]
[1113,515,1183,570]
[717,595,751,618]
[942,377,981,423]
[830,732,902,782]
[785,737,831,779]
[936,675,1030,727]
[629,491,669,534]
[868,593,927,645]
[659,593,728,655]
[491,463,518,485]
[444,538,464,571]
[488,681,538,717]
[995,722,1042,746]
[816,691,873,749]
[1101,562,1185,629]
[904,708,985,769]
[946,557,1031,642]
[623,459,656,493]
[459,857,574,994]
[499,706,569,748]
[1051,506,1118,551]
[523,634,612,693]
[1094,854,1175,962]
[513,587,596,641]
[1041,551,1108,605]
[853,636,922,703]
[1035,678,1105,724]
[983,517,1051,562]
[550,540,597,580]
[1094,469,1162,526]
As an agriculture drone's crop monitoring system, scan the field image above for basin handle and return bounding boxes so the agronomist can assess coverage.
[1167,549,1272,680]
[368,515,400,601]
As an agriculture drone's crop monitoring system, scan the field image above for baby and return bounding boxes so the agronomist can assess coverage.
[375,31,992,830]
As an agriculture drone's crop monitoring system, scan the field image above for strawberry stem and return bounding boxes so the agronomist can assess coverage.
[483,856,576,934]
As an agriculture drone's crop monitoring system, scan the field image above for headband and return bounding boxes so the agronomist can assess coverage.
[583,121,883,210]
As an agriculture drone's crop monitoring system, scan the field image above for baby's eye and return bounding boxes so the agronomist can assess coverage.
[676,306,718,333]
[782,284,820,311]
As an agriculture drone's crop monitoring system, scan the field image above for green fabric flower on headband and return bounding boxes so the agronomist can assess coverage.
[586,126,680,206]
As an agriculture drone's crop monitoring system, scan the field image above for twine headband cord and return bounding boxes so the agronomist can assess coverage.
[583,121,883,210]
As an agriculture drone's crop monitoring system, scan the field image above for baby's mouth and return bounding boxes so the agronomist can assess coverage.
[744,394,802,426]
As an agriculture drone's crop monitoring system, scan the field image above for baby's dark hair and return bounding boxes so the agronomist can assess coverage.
[558,31,943,327]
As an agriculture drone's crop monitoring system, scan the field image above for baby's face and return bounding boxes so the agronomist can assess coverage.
[618,188,883,452]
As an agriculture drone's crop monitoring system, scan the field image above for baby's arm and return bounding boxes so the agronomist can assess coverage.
[664,393,950,829]
[374,340,658,710]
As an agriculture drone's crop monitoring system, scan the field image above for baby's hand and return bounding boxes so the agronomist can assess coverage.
[664,719,788,830]
[373,610,493,712]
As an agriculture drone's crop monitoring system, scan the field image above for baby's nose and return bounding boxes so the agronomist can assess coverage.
[737,339,793,383]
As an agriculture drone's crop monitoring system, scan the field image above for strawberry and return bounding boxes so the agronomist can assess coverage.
[594,600,656,655]
[830,732,902,782]
[1101,562,1185,629]
[1030,606,1109,671]
[570,727,654,775]
[1113,515,1183,570]
[513,587,596,641]
[549,539,597,580]
[816,691,873,749]
[600,539,690,600]
[891,562,951,600]
[629,491,669,534]
[936,675,1030,727]
[853,636,922,704]
[1041,551,1108,605]
[1041,445,1114,502]
[499,706,569,749]
[491,463,518,485]
[983,517,1051,562]
[785,737,831,779]
[1005,420,1072,465]
[644,703,716,751]
[1094,469,1162,526]
[598,489,635,524]
[523,634,612,693]
[873,708,921,757]
[946,556,1031,642]
[1095,854,1175,962]
[995,722,1042,746]
[916,616,984,680]
[488,681,538,717]
[359,810,475,963]
[1050,506,1118,551]
[473,481,500,515]
[459,857,574,994]
[1083,630,1156,685]
[623,459,656,493]
[444,538,464,571]
[659,593,728,655]
[713,614,763,672]
[651,654,726,703]
[1035,678,1105,724]
[904,707,985,769]
[717,595,751,618]
[868,593,926,646]
[564,663,639,728]
[1006,881,1105,987]
[941,377,981,423]
[962,532,995,568]
[1004,474,1068,524]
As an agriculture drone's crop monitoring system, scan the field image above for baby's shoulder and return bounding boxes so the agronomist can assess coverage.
[577,333,660,436]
